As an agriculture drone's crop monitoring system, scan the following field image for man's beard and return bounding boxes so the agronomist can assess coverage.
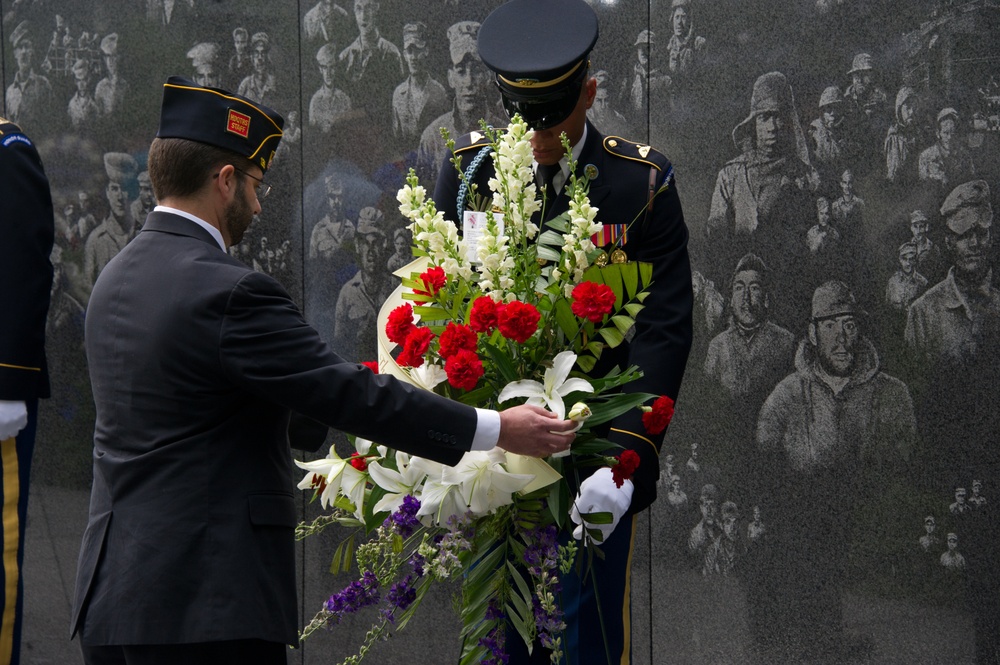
[224,186,254,247]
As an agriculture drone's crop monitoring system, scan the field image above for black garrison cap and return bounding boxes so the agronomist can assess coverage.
[478,0,599,130]
[156,76,284,173]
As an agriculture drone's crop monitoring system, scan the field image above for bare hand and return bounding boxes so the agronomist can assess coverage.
[496,404,575,457]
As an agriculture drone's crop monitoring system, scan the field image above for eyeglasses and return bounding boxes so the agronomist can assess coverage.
[231,167,272,199]
[233,167,272,199]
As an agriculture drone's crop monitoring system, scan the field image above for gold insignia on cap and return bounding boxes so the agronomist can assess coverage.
[638,145,651,158]
[469,131,483,144]
[608,139,618,147]
[517,78,540,86]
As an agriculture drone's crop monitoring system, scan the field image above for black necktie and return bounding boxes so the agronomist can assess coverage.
[536,163,561,200]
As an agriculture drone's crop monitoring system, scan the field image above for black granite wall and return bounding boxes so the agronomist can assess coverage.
[7,0,997,663]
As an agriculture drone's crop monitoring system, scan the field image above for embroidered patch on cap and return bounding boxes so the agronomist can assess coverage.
[227,109,250,138]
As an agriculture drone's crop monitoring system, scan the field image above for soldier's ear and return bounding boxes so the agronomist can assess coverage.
[807,321,817,346]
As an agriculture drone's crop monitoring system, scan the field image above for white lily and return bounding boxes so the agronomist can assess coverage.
[497,350,594,419]
[295,445,366,517]
[409,363,447,391]
[415,461,466,527]
[367,451,430,515]
[442,448,534,516]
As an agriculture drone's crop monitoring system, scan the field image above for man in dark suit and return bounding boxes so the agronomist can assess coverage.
[0,114,54,665]
[72,77,575,665]
[433,1,693,662]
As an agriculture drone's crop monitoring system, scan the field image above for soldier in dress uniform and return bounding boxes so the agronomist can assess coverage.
[0,114,54,665]
[433,1,693,661]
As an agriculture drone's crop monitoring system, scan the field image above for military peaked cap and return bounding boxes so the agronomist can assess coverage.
[478,0,598,130]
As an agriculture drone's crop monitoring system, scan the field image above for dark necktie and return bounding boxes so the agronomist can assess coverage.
[536,162,561,200]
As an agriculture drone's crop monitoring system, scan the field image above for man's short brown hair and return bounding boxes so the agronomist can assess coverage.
[147,137,255,201]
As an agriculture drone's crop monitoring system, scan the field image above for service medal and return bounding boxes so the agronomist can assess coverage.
[610,248,628,264]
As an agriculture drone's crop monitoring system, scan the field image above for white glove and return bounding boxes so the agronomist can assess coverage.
[0,401,28,441]
[570,466,633,542]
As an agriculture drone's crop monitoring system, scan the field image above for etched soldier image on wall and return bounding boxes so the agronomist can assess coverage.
[10,1,1000,663]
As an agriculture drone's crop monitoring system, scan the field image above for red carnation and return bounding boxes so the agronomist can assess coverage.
[497,300,541,344]
[386,303,417,345]
[445,349,484,391]
[469,296,499,333]
[397,327,435,368]
[414,266,447,300]
[571,281,617,323]
[611,450,640,488]
[641,395,675,435]
[349,452,369,471]
[362,361,379,373]
[438,322,478,359]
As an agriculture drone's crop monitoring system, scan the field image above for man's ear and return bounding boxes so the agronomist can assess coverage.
[584,76,597,110]
[214,164,238,202]
[807,321,817,347]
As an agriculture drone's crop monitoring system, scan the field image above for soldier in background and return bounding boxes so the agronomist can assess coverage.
[333,207,390,361]
[885,241,927,314]
[809,86,850,186]
[83,153,137,296]
[309,43,352,133]
[618,29,669,130]
[339,0,403,131]
[587,70,630,138]
[4,22,53,129]
[94,33,126,117]
[884,86,923,185]
[186,42,223,89]
[754,281,915,661]
[67,58,100,130]
[130,171,156,231]
[228,27,252,90]
[416,21,501,188]
[918,108,976,196]
[706,71,818,328]
[237,32,278,108]
[303,0,351,45]
[391,23,449,145]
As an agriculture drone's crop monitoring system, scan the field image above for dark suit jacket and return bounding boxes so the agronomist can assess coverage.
[434,121,693,512]
[0,119,53,401]
[72,211,478,646]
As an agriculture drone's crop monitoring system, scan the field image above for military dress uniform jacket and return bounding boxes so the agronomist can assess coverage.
[72,211,478,646]
[0,118,53,402]
[434,121,693,512]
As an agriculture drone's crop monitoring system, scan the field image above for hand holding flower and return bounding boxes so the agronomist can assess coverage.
[496,404,576,458]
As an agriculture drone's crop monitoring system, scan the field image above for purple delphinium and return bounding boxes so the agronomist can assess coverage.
[522,526,559,578]
[384,494,421,537]
[325,570,380,621]
[522,526,565,655]
[479,600,509,665]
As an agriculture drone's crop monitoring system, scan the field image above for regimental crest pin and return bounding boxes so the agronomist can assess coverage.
[584,164,599,180]
[638,145,651,159]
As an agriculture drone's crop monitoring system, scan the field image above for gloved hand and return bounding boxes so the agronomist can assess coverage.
[0,401,28,441]
[570,466,633,543]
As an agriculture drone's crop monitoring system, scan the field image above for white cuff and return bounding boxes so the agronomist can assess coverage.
[471,408,501,451]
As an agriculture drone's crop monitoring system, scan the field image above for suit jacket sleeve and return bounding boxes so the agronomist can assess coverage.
[0,124,54,401]
[219,270,477,465]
